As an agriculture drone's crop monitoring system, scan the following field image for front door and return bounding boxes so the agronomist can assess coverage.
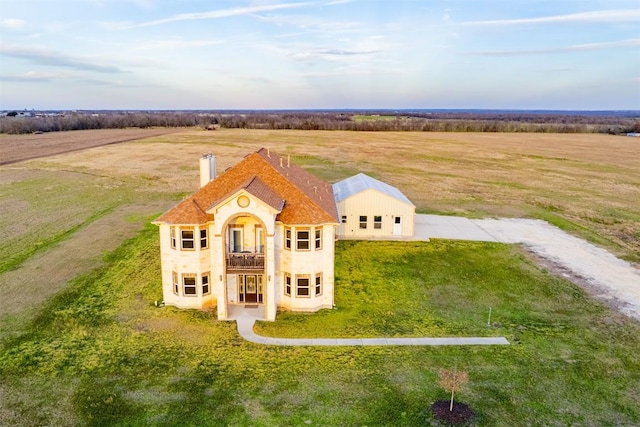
[239,275,263,304]
[393,216,402,236]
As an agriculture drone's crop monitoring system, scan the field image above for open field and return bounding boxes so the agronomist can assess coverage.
[27,128,640,261]
[0,128,182,165]
[0,128,639,425]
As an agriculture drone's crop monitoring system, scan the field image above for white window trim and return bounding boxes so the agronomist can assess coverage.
[183,274,197,296]
[202,272,210,295]
[359,216,367,229]
[181,228,195,250]
[296,229,311,251]
[374,216,382,230]
[284,273,291,296]
[314,228,322,250]
[296,275,311,298]
[285,227,292,250]
[315,273,322,296]
[255,226,264,253]
[229,226,243,253]
[172,271,179,295]
[200,228,208,249]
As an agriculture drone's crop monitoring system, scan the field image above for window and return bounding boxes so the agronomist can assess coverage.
[297,230,310,250]
[170,227,177,249]
[341,215,347,224]
[315,273,322,296]
[172,271,179,295]
[230,227,243,253]
[183,275,197,296]
[296,276,310,297]
[181,229,195,250]
[315,228,322,250]
[359,216,367,229]
[202,273,210,295]
[285,228,291,250]
[200,229,208,249]
[374,216,382,229]
[255,226,264,253]
[284,273,291,296]
[238,275,245,302]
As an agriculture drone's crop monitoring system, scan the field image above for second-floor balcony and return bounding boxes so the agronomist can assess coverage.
[226,253,265,271]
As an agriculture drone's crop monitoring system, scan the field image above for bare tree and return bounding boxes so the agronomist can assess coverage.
[437,368,469,411]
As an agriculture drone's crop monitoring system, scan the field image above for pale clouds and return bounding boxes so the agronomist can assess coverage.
[0,18,26,30]
[0,45,124,73]
[255,13,363,34]
[1,1,638,110]
[288,48,376,60]
[116,2,316,29]
[462,9,640,26]
[470,39,640,56]
[133,38,225,50]
[325,0,353,5]
[0,70,122,87]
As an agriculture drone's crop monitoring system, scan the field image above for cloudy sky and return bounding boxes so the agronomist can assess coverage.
[1,0,639,110]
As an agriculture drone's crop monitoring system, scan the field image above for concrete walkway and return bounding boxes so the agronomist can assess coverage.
[228,307,509,346]
[413,214,498,242]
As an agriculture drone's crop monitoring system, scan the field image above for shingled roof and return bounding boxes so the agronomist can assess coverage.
[154,148,339,225]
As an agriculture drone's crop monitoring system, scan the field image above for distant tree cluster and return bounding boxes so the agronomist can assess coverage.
[215,111,639,134]
[1,110,638,134]
[0,111,215,134]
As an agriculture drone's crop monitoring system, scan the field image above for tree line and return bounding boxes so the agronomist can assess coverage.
[1,110,638,134]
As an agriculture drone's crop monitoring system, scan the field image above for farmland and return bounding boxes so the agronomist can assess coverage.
[1,128,639,425]
[25,128,638,260]
[0,128,183,165]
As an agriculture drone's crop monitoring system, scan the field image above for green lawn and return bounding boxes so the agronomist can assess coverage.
[0,169,132,273]
[1,227,639,426]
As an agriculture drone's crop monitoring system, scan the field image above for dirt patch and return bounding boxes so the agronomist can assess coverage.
[0,128,182,165]
[430,400,475,425]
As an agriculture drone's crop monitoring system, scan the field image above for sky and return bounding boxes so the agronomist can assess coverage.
[0,0,639,110]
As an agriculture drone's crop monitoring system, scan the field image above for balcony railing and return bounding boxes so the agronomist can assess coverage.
[226,253,265,271]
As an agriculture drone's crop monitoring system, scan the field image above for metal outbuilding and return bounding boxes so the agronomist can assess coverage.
[333,173,415,238]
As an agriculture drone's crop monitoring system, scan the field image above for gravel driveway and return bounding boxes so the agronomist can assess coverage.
[415,215,640,321]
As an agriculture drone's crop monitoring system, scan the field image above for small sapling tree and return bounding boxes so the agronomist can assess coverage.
[438,368,469,411]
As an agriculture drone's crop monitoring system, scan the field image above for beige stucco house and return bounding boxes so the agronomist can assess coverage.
[153,148,339,321]
[333,173,415,238]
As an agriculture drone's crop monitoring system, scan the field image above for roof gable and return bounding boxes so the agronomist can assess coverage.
[332,173,415,207]
[208,176,285,213]
[155,148,339,225]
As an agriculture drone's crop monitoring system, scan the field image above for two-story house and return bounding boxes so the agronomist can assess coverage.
[153,148,339,321]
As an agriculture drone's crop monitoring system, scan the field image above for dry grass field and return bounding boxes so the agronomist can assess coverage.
[26,128,640,262]
[0,128,182,165]
[1,128,639,426]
